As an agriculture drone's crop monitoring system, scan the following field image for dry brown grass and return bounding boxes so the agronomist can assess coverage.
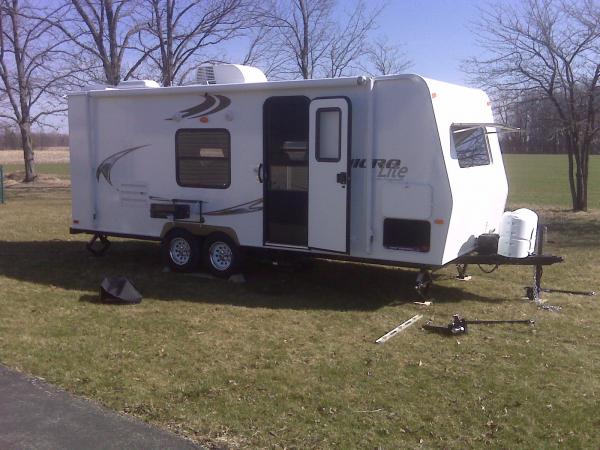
[0,147,69,165]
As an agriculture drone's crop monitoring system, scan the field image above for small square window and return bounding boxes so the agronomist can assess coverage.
[176,129,230,188]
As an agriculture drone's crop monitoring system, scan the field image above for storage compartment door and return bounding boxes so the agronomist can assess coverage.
[308,97,350,253]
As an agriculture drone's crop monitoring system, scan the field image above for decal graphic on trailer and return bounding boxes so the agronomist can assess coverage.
[96,144,150,185]
[204,198,263,216]
[350,158,409,180]
[166,94,232,121]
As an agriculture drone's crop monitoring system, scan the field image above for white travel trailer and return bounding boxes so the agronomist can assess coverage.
[68,64,509,277]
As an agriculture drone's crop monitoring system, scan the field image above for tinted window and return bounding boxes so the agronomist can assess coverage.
[451,125,491,168]
[176,129,230,188]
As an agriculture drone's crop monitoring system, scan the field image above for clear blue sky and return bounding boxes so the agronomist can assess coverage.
[374,0,484,84]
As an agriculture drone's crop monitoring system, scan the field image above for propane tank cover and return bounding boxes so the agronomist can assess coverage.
[497,208,538,258]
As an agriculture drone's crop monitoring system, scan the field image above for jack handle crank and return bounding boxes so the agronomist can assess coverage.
[468,319,535,325]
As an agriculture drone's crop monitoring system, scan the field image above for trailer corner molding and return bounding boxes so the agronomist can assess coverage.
[166,94,232,121]
[96,144,150,186]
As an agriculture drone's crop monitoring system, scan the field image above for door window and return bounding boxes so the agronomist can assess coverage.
[316,108,341,162]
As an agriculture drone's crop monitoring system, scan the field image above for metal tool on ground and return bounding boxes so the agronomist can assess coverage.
[525,286,596,298]
[422,314,534,336]
[375,314,423,344]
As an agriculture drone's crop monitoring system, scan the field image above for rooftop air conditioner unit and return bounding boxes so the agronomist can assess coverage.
[196,64,267,85]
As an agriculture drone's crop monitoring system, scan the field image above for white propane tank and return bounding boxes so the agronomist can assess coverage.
[497,208,538,258]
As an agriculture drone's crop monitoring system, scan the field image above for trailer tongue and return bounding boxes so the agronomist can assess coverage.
[414,223,567,302]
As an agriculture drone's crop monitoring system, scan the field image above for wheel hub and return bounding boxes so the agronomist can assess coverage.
[209,242,233,271]
[169,237,191,266]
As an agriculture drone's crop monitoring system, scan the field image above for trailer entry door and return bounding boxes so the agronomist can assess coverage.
[263,96,310,247]
[308,97,351,253]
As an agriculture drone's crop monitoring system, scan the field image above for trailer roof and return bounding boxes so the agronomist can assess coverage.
[68,73,483,99]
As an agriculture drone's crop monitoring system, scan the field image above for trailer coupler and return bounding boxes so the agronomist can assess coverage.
[86,233,111,257]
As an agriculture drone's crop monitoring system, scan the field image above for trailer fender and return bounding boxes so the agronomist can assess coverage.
[160,222,240,245]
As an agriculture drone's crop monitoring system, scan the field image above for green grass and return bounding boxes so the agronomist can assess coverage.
[1,156,600,448]
[504,154,600,209]
[1,162,70,178]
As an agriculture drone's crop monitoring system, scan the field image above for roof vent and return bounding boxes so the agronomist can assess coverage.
[196,64,267,85]
[116,80,160,89]
[84,79,160,91]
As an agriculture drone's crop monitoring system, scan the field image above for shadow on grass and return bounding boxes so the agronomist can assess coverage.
[79,294,103,304]
[0,239,496,311]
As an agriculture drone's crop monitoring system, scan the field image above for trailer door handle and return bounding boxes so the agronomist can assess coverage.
[257,163,264,183]
[336,171,347,185]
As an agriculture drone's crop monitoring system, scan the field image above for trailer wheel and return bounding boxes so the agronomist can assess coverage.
[202,233,242,278]
[162,229,200,272]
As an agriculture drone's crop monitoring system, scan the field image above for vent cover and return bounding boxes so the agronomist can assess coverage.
[196,66,217,85]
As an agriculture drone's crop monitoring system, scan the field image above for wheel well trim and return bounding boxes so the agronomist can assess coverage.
[160,223,240,245]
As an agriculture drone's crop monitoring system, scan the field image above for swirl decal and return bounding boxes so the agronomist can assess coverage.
[166,94,232,121]
[204,198,263,216]
[96,144,150,186]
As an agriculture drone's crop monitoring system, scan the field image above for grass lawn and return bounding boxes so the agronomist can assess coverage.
[1,162,70,178]
[0,156,599,448]
[504,154,600,209]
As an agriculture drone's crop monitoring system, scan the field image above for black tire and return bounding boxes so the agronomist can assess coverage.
[162,229,200,272]
[202,233,242,278]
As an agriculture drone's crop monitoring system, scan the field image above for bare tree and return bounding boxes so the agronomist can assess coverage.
[257,0,382,80]
[465,0,600,211]
[323,0,381,78]
[362,36,412,76]
[240,26,287,79]
[0,0,73,181]
[46,0,143,86]
[131,0,248,86]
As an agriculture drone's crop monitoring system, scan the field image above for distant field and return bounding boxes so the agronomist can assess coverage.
[0,148,70,180]
[0,148,69,164]
[504,154,600,210]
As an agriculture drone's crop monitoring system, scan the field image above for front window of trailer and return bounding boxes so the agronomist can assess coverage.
[175,129,230,188]
[451,125,491,168]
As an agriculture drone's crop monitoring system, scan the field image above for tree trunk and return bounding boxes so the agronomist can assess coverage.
[566,144,577,210]
[19,122,36,182]
[580,143,590,211]
[300,0,310,79]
